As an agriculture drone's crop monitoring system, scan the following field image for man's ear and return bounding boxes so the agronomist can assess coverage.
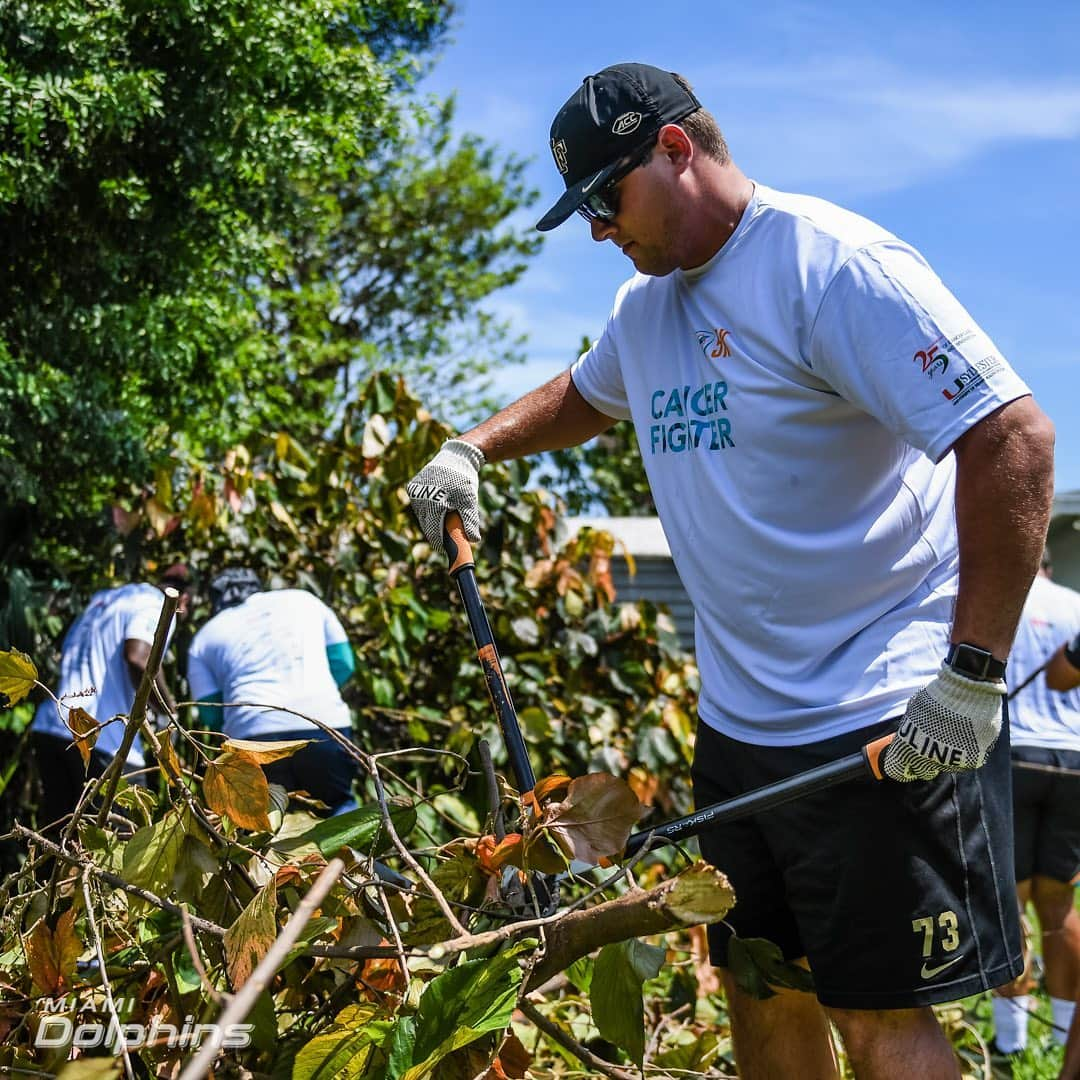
[656,123,693,170]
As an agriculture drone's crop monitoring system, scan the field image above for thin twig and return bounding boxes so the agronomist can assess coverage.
[369,763,467,937]
[13,824,227,938]
[179,904,225,1005]
[96,588,180,825]
[176,858,345,1080]
[478,739,506,841]
[376,883,410,988]
[81,869,136,1080]
[518,1000,637,1080]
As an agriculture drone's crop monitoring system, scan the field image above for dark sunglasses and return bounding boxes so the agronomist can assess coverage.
[576,144,653,224]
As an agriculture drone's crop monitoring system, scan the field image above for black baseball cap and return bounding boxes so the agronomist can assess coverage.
[536,62,701,232]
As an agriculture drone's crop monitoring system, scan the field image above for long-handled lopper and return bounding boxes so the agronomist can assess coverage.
[442,511,897,869]
[443,512,537,795]
[443,511,557,912]
[624,731,895,856]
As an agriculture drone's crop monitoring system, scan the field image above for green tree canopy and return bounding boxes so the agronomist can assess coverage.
[0,0,538,571]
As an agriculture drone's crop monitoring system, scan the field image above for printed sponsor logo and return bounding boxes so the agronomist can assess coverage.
[34,997,252,1051]
[612,111,642,136]
[648,381,734,455]
[941,354,1004,404]
[920,955,963,980]
[913,329,975,380]
[551,138,569,175]
[696,328,732,360]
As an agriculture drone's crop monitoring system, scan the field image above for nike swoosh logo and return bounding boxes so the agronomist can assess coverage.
[921,955,964,979]
[581,174,603,194]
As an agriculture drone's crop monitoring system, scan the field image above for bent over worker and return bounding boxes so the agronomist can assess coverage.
[405,63,1055,1079]
[991,547,1080,1056]
[30,566,191,828]
[186,570,359,815]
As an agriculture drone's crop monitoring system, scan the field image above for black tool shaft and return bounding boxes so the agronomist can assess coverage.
[625,733,892,857]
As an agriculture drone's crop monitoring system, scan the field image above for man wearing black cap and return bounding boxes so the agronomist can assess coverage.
[406,63,1055,1076]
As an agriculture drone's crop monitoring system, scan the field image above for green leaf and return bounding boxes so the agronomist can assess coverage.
[566,956,593,993]
[664,863,737,924]
[284,800,416,858]
[0,649,37,708]
[590,939,665,1068]
[397,941,531,1079]
[385,1015,417,1079]
[726,936,816,1001]
[121,809,186,892]
[291,1005,395,1080]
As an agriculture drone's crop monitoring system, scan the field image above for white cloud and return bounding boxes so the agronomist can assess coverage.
[693,56,1080,196]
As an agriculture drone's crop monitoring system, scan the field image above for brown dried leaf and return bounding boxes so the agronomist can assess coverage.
[493,1032,532,1078]
[156,734,182,784]
[204,752,271,831]
[66,706,99,768]
[687,924,721,996]
[144,497,180,538]
[626,766,659,808]
[532,774,572,804]
[540,773,646,865]
[223,879,278,989]
[224,737,312,765]
[523,559,554,591]
[26,910,82,995]
[111,504,142,537]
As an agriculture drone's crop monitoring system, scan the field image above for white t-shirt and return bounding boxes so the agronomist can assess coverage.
[32,584,168,766]
[571,183,1030,745]
[186,589,352,738]
[1008,574,1080,750]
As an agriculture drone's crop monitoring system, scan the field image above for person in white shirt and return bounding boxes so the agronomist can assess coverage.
[992,547,1080,1056]
[30,566,191,828]
[405,62,1055,1078]
[186,570,358,814]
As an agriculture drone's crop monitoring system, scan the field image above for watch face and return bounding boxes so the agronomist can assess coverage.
[948,643,1006,680]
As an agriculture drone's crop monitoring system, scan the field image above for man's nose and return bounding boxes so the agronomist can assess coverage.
[591,216,617,242]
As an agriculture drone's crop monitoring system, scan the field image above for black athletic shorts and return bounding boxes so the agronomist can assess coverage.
[691,711,1023,1010]
[1012,744,1080,885]
[254,728,359,814]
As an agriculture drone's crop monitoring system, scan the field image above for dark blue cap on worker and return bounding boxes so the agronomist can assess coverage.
[536,62,701,232]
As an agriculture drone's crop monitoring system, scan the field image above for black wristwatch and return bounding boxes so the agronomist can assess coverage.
[945,642,1007,681]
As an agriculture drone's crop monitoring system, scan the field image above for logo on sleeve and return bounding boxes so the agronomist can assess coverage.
[913,329,976,380]
[942,354,1005,403]
[696,328,732,360]
[612,111,642,136]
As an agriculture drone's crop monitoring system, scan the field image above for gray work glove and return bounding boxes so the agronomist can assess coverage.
[882,665,1006,782]
[405,438,485,553]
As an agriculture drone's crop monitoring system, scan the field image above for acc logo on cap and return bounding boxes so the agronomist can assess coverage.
[612,111,642,136]
[551,138,569,175]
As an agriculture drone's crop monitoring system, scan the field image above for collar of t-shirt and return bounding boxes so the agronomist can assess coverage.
[680,182,760,283]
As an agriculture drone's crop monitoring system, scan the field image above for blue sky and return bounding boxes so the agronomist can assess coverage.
[422,0,1080,492]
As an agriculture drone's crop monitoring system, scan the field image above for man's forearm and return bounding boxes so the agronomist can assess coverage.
[950,396,1055,658]
[1047,641,1080,692]
[461,370,614,462]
